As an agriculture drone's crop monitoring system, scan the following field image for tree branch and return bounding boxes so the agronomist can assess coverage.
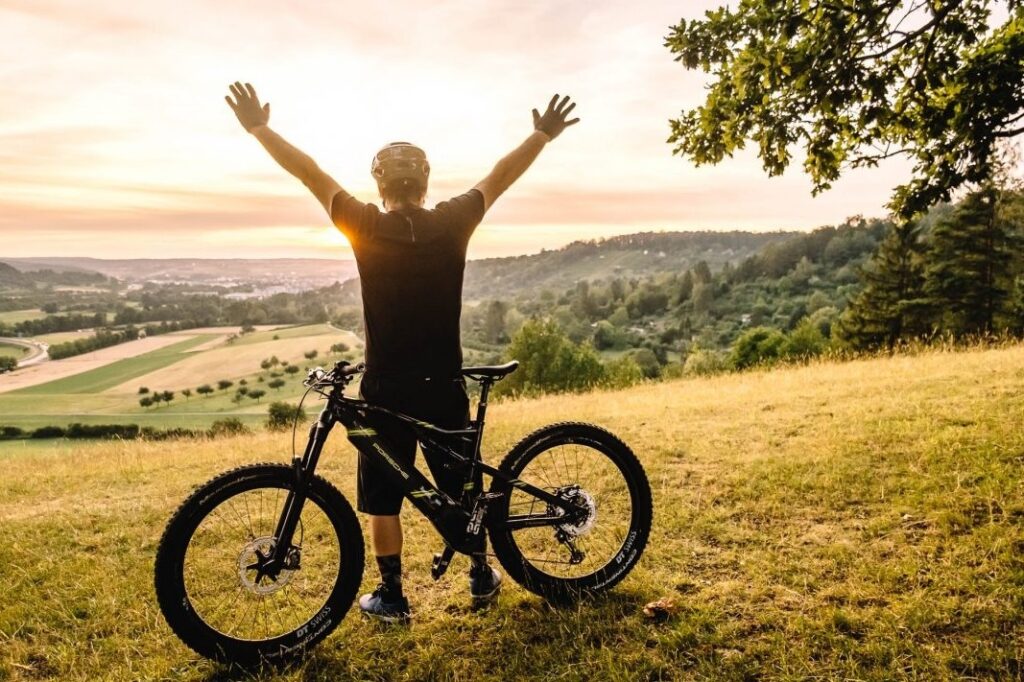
[855,2,961,62]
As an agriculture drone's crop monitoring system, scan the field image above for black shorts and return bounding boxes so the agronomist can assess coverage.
[355,372,470,516]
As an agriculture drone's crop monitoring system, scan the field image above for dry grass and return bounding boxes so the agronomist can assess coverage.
[1,344,1022,680]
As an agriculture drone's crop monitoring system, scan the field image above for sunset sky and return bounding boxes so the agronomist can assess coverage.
[1,0,917,260]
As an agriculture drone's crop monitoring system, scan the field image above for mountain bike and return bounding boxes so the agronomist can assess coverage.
[154,360,652,665]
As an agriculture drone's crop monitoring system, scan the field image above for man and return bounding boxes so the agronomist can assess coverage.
[225,81,579,623]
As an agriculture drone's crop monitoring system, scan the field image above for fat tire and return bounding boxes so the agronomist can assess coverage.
[488,422,652,603]
[154,463,364,666]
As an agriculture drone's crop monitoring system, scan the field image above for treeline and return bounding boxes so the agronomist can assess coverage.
[1,312,108,337]
[462,215,888,371]
[0,418,249,441]
[115,281,361,329]
[46,321,195,360]
[839,186,1024,348]
[463,230,794,299]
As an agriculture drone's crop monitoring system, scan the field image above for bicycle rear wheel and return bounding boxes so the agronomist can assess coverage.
[154,463,364,665]
[488,422,652,602]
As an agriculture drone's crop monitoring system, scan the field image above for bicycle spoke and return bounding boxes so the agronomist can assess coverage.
[505,441,633,580]
[182,485,340,642]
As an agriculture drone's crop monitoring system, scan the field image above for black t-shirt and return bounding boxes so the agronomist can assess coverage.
[330,188,485,377]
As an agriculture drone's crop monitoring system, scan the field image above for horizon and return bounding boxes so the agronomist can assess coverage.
[2,226,811,264]
[0,0,915,260]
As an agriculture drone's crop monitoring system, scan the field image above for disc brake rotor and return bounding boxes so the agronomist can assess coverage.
[237,536,295,595]
[552,487,598,538]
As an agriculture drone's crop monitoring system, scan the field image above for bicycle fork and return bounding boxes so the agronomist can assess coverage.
[264,407,335,575]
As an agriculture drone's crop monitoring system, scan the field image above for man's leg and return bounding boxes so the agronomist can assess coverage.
[370,514,403,556]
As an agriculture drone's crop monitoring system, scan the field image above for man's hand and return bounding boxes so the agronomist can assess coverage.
[225,82,270,133]
[532,95,580,141]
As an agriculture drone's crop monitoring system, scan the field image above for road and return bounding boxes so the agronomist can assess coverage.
[0,337,49,367]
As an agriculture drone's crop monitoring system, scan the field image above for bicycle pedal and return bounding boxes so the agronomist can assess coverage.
[431,547,455,581]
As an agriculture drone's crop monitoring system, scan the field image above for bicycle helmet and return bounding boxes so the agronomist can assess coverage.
[371,142,430,198]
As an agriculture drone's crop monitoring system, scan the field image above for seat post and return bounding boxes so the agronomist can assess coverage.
[470,379,493,463]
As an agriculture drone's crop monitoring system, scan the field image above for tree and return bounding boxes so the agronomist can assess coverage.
[494,318,605,397]
[0,356,16,373]
[139,396,153,408]
[41,302,59,314]
[268,378,286,391]
[729,327,787,369]
[483,300,509,343]
[161,390,174,404]
[782,317,829,359]
[666,1,1024,220]
[924,187,1018,335]
[217,379,233,391]
[181,388,192,400]
[267,401,306,431]
[836,223,930,349]
[248,389,266,403]
[196,384,214,397]
[137,386,149,395]
[330,342,349,354]
[285,365,300,375]
[236,386,249,397]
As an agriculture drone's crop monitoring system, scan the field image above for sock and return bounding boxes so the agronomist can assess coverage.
[376,554,403,597]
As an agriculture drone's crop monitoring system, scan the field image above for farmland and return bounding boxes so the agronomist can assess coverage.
[1,343,1022,680]
[0,325,363,431]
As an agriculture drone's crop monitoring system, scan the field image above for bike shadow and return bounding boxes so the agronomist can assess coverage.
[196,587,656,681]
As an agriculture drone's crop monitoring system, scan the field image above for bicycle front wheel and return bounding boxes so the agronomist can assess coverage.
[488,422,652,602]
[154,463,364,665]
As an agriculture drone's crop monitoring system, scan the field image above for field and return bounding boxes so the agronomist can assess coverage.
[0,309,48,325]
[1,344,1022,680]
[0,325,363,430]
[0,342,31,360]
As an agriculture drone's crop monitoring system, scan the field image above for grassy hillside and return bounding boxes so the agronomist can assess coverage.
[1,344,1022,680]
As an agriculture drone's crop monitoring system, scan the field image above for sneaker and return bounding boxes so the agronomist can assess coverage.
[469,565,502,606]
[358,584,411,624]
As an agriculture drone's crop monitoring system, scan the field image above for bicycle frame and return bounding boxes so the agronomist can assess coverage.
[266,376,583,572]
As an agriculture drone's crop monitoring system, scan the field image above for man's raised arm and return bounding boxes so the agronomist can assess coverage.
[474,94,580,213]
[225,82,342,214]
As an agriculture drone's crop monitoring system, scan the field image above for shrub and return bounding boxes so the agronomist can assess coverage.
[139,396,153,408]
[248,389,266,403]
[137,386,149,395]
[217,379,233,391]
[31,426,65,439]
[628,348,661,379]
[330,342,349,354]
[268,378,286,390]
[602,356,645,389]
[285,365,300,375]
[267,402,306,431]
[0,426,25,440]
[684,348,728,376]
[495,318,605,397]
[782,317,830,360]
[0,356,17,373]
[196,384,214,396]
[66,423,140,439]
[304,350,318,360]
[729,327,787,369]
[208,418,249,438]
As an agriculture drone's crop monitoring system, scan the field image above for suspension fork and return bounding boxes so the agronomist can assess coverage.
[269,406,335,568]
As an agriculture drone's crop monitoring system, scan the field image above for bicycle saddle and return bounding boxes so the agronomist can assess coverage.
[460,360,519,379]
